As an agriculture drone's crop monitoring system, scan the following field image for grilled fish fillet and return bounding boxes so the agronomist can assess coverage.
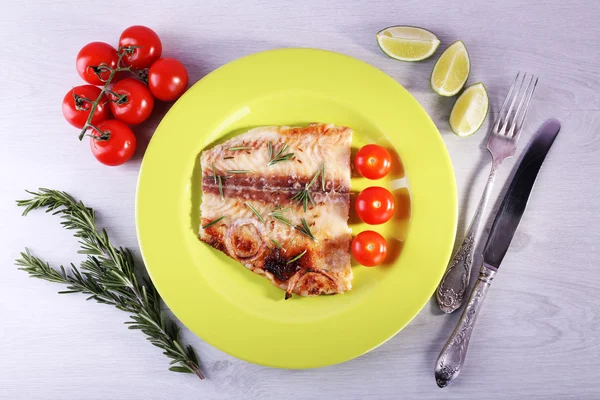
[199,123,352,298]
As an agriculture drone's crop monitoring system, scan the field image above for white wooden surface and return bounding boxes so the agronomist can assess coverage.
[1,0,600,398]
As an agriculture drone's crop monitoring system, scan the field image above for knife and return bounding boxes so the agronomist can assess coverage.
[434,119,561,388]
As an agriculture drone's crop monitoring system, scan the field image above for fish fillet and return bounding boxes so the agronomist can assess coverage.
[199,123,353,299]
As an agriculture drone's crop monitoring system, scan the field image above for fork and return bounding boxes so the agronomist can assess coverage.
[436,73,538,313]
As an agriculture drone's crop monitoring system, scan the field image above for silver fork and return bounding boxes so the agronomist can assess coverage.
[436,73,538,313]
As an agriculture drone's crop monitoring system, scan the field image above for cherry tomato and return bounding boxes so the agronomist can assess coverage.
[355,186,395,225]
[108,78,154,125]
[352,231,388,266]
[148,58,189,101]
[76,42,119,85]
[89,120,136,166]
[119,26,162,69]
[62,85,110,129]
[355,144,392,180]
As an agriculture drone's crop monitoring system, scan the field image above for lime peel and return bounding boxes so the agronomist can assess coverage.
[449,82,489,137]
[376,26,440,62]
[431,40,470,96]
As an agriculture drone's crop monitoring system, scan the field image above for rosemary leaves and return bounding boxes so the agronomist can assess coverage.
[294,218,317,241]
[15,189,204,379]
[268,205,293,227]
[202,215,226,229]
[267,142,294,166]
[287,249,307,264]
[245,202,265,223]
[291,167,321,212]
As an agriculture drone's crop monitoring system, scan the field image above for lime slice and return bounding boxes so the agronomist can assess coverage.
[449,82,489,137]
[431,40,470,96]
[376,26,440,62]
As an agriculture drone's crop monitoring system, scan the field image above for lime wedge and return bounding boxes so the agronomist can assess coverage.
[376,26,440,62]
[449,82,489,137]
[431,40,470,96]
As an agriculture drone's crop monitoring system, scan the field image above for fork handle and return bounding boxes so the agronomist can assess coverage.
[435,264,497,388]
[436,160,499,313]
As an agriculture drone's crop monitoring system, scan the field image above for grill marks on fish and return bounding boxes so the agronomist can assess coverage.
[202,175,349,195]
[199,123,353,298]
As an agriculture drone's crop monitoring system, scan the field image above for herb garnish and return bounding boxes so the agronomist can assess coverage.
[268,205,293,227]
[294,218,317,241]
[291,168,321,212]
[15,189,204,379]
[287,249,307,264]
[267,142,294,166]
[245,202,265,223]
[216,176,224,200]
[271,239,285,252]
[202,215,226,229]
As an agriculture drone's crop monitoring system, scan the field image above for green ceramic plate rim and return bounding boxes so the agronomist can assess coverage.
[136,48,457,369]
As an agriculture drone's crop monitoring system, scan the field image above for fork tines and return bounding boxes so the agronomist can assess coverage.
[492,72,538,138]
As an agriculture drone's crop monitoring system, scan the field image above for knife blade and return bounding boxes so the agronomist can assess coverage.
[435,118,560,388]
[482,118,561,269]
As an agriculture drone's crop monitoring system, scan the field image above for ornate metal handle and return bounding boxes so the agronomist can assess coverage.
[436,161,499,313]
[435,265,496,388]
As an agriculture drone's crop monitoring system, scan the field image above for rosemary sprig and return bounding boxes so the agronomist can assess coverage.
[212,163,217,184]
[245,202,265,223]
[291,168,321,212]
[268,205,293,227]
[294,218,317,241]
[287,249,307,264]
[228,146,252,151]
[321,162,325,191]
[15,189,203,379]
[267,142,294,166]
[226,169,253,174]
[217,175,224,201]
[271,239,285,252]
[202,215,226,229]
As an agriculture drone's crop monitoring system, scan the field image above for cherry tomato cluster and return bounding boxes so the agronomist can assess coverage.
[62,26,189,166]
[352,144,396,267]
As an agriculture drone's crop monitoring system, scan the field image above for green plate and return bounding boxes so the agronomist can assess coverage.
[136,48,456,368]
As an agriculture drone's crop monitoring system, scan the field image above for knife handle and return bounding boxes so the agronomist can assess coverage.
[435,264,497,388]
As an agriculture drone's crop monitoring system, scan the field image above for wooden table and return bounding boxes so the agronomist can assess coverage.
[2,0,599,398]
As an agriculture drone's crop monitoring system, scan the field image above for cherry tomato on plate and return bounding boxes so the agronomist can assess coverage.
[89,120,136,166]
[119,26,162,69]
[76,42,119,85]
[108,78,154,125]
[352,231,388,266]
[148,58,189,101]
[355,144,392,180]
[62,85,110,129]
[355,186,395,225]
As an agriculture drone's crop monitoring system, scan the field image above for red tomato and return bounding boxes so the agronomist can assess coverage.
[108,78,154,125]
[355,186,395,225]
[119,26,162,69]
[62,85,110,129]
[355,144,392,179]
[76,42,119,85]
[148,58,189,101]
[89,120,136,166]
[352,231,388,266]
